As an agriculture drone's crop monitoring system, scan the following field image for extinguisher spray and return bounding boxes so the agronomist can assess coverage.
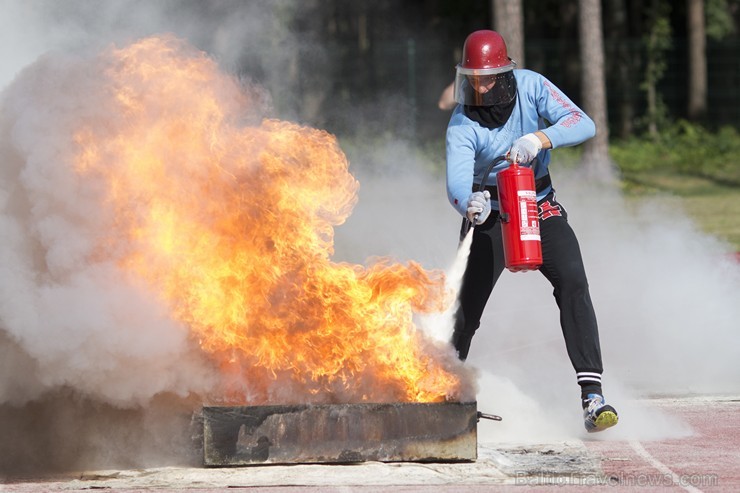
[496,160,543,271]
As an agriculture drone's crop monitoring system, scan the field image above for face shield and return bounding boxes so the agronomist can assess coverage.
[453,67,517,107]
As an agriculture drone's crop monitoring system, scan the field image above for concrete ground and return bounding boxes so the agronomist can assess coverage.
[1,396,737,492]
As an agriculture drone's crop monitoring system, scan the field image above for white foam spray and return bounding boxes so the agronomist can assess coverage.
[415,226,474,343]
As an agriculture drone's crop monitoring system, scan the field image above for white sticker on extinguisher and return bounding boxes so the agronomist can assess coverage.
[518,190,541,241]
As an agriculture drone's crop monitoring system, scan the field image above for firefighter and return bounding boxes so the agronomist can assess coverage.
[445,30,618,432]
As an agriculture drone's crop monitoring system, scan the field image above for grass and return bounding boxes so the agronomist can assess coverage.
[525,144,740,250]
[621,170,740,250]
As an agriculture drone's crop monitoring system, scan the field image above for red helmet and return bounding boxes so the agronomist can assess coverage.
[454,30,517,106]
[458,30,516,75]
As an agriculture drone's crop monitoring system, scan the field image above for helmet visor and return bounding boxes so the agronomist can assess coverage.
[454,70,517,107]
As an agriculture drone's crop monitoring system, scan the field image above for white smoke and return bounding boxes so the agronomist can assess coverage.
[0,0,297,88]
[0,44,219,409]
[0,0,306,474]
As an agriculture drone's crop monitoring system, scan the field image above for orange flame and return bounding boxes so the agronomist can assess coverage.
[73,36,468,404]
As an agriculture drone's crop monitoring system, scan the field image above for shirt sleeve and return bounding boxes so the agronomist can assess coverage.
[445,120,477,217]
[535,75,596,149]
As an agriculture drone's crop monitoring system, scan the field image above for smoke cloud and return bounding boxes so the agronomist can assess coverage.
[0,0,274,475]
[0,0,296,89]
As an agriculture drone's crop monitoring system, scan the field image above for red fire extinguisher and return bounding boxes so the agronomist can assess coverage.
[496,163,543,272]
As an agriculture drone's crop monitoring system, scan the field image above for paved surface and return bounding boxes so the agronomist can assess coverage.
[1,396,737,492]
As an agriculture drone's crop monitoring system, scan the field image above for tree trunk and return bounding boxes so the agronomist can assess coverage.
[578,0,613,179]
[607,0,635,138]
[687,0,707,120]
[492,0,525,66]
[643,0,671,138]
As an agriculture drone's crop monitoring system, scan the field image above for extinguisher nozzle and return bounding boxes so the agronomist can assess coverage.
[467,214,479,232]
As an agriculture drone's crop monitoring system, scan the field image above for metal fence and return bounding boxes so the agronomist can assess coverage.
[274,35,740,143]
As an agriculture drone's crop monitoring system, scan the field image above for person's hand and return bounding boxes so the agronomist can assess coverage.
[507,133,542,164]
[466,190,491,225]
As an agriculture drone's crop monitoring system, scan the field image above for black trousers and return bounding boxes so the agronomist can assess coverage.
[452,191,604,379]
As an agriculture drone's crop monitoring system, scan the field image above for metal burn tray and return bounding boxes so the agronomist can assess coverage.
[202,401,478,466]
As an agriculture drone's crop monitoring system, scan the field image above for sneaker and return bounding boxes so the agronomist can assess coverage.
[582,393,618,432]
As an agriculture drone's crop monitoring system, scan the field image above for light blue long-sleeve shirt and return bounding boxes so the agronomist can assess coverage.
[446,69,595,215]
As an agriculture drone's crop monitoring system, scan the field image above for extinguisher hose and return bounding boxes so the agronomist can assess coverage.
[468,155,508,231]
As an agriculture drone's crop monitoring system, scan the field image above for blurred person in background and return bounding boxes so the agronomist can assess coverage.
[438,82,456,110]
[444,30,618,432]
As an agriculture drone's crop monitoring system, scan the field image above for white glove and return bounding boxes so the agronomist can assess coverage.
[507,133,542,164]
[466,190,491,225]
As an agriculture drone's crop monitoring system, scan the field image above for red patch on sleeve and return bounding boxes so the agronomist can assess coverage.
[454,198,458,205]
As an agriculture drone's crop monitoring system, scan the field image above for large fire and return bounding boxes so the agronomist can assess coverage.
[72,36,467,404]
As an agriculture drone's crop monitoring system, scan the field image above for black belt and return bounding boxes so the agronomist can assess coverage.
[474,173,552,197]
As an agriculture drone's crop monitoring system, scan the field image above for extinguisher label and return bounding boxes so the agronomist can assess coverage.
[518,190,540,241]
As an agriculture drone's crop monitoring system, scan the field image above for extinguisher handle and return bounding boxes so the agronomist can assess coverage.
[506,156,540,169]
[478,155,509,191]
